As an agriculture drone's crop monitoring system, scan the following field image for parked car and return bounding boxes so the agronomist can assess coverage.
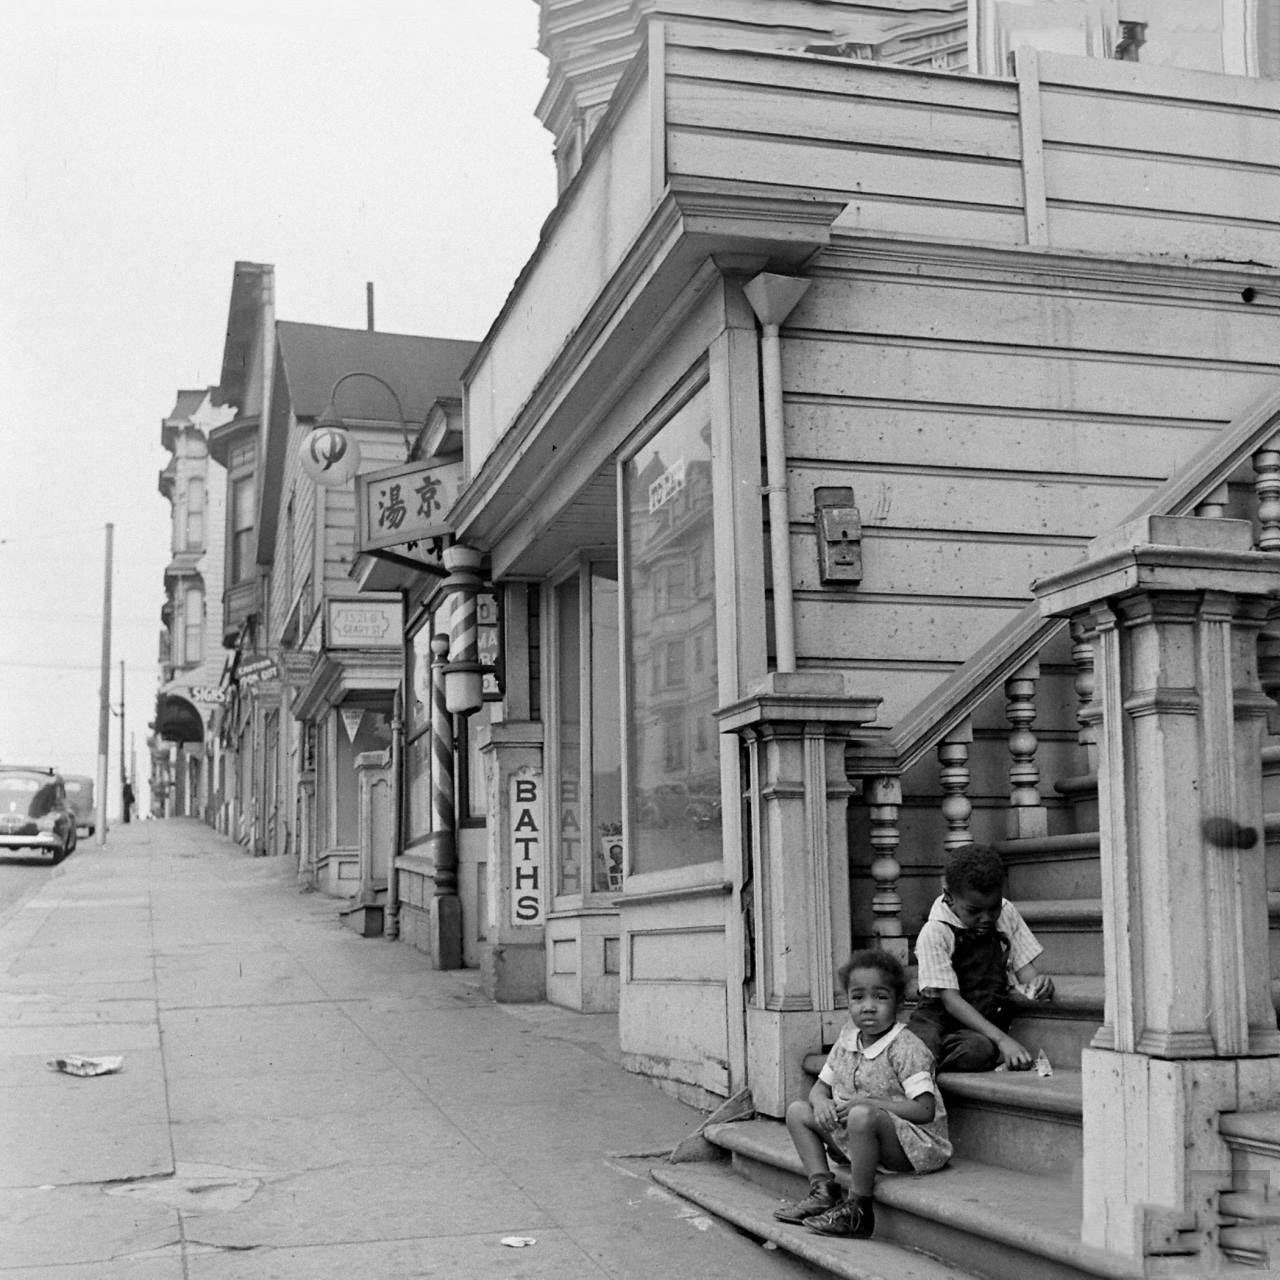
[63,774,96,836]
[0,766,77,862]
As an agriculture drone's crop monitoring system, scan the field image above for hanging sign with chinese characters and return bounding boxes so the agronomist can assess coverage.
[355,458,465,554]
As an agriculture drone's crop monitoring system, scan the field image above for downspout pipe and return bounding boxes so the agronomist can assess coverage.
[743,273,812,675]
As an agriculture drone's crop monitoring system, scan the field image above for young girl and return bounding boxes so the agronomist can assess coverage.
[773,948,951,1239]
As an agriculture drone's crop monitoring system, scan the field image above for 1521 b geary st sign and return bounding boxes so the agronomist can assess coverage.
[325,595,404,649]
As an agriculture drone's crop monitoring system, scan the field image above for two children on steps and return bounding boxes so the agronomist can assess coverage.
[773,843,1055,1240]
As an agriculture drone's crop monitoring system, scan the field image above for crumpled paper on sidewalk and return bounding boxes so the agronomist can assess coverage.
[47,1054,124,1077]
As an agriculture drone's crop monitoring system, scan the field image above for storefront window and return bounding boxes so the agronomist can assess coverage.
[622,389,721,876]
[590,566,622,891]
[549,563,622,898]
[334,707,390,847]
[555,577,583,894]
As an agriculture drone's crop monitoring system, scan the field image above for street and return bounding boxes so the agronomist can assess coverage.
[1,819,821,1279]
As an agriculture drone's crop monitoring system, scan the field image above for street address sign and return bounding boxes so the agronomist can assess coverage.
[355,458,464,554]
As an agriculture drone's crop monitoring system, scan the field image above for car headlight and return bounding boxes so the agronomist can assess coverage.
[36,814,60,831]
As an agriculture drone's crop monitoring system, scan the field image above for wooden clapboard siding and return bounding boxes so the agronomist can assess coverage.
[790,335,1276,420]
[831,197,1026,243]
[791,275,1280,367]
[1033,51,1280,258]
[786,401,1222,479]
[666,76,1023,161]
[789,462,1155,537]
[789,528,1084,598]
[668,131,1025,209]
[665,43,1015,116]
[779,261,1280,727]
[322,432,406,590]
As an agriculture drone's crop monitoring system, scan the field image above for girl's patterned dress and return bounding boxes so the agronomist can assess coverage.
[818,1020,952,1172]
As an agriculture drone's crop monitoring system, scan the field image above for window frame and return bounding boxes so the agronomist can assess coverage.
[545,550,619,910]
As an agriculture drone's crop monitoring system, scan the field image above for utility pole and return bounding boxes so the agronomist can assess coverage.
[96,523,113,846]
[119,659,130,823]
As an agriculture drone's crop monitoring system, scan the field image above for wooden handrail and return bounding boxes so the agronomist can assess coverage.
[853,382,1280,778]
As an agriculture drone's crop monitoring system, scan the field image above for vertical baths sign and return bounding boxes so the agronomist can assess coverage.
[509,769,544,925]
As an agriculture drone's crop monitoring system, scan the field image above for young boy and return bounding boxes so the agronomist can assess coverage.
[907,843,1054,1072]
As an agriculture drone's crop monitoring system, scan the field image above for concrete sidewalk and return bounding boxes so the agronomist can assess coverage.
[0,819,819,1279]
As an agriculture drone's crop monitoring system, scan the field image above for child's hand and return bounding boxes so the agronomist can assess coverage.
[1027,975,1054,1001]
[996,1034,1033,1070]
[813,1097,841,1131]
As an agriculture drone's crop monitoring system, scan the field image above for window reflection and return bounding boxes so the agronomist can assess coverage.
[590,567,621,891]
[556,577,583,894]
[623,389,721,875]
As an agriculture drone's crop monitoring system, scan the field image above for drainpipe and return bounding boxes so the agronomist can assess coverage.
[742,273,812,674]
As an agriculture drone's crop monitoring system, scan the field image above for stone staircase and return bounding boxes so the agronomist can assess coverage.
[651,750,1280,1277]
[652,710,1280,1275]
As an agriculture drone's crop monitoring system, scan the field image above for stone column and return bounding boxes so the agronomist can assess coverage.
[1036,514,1280,1268]
[717,671,881,1117]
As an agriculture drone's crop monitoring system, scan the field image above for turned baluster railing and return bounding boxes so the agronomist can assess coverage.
[1005,659,1048,839]
[867,776,907,963]
[938,719,974,851]
[1253,441,1280,727]
[1070,615,1099,774]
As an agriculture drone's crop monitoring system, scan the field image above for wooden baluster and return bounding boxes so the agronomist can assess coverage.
[1253,443,1280,729]
[937,719,973,852]
[1071,616,1099,773]
[1254,443,1280,552]
[1006,659,1048,839]
[1195,481,1230,520]
[867,776,907,963]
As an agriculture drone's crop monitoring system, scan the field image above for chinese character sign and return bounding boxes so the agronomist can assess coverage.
[356,459,464,552]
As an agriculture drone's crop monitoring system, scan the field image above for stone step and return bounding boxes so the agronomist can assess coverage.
[650,1160,982,1280]
[1012,899,1103,975]
[998,831,1100,902]
[799,1045,1084,1177]
[1217,1112,1280,1270]
[687,1118,1144,1280]
[939,1069,1082,1179]
[1221,1109,1280,1171]
[1004,973,1103,1065]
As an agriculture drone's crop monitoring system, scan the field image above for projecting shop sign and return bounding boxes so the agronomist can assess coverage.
[509,770,544,926]
[326,596,404,649]
[355,458,465,553]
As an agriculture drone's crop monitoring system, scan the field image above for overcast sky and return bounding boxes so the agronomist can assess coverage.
[0,0,556,814]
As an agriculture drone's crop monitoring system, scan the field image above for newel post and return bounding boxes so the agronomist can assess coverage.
[1036,514,1280,1270]
[717,672,881,1118]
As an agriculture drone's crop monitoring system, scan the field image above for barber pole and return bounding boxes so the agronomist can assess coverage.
[442,544,485,714]
[430,634,456,895]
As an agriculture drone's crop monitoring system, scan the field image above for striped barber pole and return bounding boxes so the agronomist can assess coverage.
[430,633,456,893]
[449,586,477,679]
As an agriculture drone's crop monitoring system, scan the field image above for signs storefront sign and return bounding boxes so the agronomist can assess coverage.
[509,770,544,926]
[355,458,464,554]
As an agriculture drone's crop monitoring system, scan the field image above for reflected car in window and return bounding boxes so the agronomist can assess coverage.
[0,766,77,862]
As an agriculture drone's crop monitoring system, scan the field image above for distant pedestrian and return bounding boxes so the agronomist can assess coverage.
[907,843,1054,1072]
[122,781,135,824]
[772,948,950,1240]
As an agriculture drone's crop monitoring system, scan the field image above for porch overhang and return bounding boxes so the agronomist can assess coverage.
[450,184,841,577]
[293,648,403,724]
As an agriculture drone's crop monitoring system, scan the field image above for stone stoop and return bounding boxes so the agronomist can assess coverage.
[663,1118,1144,1280]
[650,1158,981,1280]
[1220,1111,1280,1270]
